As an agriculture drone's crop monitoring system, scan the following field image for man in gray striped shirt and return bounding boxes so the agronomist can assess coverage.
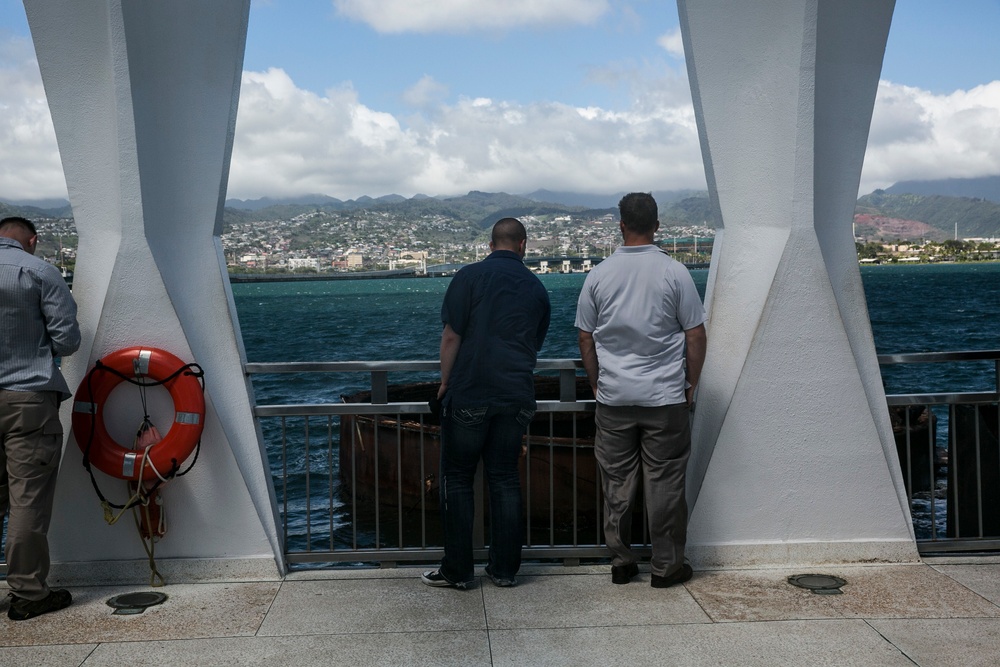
[1,216,80,620]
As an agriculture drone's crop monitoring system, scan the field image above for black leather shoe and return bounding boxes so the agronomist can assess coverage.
[651,563,693,589]
[7,589,72,621]
[611,562,639,584]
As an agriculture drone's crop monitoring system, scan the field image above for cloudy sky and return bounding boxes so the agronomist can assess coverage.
[2,0,999,202]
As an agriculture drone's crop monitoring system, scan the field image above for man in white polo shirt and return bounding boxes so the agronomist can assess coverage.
[575,193,707,588]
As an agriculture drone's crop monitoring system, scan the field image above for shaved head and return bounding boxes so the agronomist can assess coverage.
[491,217,527,252]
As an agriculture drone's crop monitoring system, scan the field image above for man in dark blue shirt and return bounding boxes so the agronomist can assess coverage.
[422,218,550,589]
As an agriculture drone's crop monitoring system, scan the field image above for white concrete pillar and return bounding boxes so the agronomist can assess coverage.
[24,0,284,580]
[678,0,917,566]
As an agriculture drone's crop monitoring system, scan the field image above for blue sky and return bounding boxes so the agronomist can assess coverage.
[2,0,999,201]
[242,0,686,115]
[242,0,1000,109]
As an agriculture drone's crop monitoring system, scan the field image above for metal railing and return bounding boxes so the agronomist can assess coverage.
[878,350,1000,554]
[250,352,1000,566]
[4,352,992,576]
[247,360,630,567]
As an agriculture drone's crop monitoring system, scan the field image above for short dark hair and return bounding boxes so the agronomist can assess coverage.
[491,217,527,248]
[618,193,658,235]
[0,216,37,236]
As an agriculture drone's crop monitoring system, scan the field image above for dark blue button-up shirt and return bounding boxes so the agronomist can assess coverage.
[441,250,550,409]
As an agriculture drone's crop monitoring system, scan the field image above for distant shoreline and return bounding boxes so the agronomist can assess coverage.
[228,269,425,283]
[226,259,1000,284]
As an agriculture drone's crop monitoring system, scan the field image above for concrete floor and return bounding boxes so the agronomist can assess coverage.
[3,558,1000,666]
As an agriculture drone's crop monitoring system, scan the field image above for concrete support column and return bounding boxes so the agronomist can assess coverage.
[678,0,917,566]
[24,0,284,580]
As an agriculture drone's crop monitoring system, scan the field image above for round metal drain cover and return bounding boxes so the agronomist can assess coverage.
[787,574,846,595]
[107,591,168,615]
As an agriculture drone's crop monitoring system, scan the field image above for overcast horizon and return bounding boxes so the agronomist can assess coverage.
[2,1,999,203]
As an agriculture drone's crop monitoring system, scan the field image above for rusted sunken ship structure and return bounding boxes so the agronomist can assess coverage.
[339,377,600,527]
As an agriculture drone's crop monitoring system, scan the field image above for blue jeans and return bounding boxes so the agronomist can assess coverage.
[438,403,533,585]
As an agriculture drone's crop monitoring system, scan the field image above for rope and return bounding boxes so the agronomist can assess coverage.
[78,354,205,588]
[131,495,166,587]
[134,357,150,424]
[80,359,204,511]
[139,438,171,483]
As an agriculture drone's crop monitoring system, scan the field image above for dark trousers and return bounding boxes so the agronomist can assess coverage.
[0,390,63,601]
[594,402,691,578]
[438,404,533,585]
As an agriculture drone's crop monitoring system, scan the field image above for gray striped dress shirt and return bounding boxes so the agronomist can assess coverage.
[0,236,80,400]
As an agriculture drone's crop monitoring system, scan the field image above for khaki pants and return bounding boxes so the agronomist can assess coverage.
[594,402,691,578]
[0,390,63,601]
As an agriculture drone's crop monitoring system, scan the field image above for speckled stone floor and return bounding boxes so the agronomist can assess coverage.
[3,559,1000,666]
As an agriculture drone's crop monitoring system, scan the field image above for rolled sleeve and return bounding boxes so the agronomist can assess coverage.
[40,266,81,357]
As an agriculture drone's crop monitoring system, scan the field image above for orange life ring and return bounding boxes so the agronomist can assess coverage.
[72,346,205,481]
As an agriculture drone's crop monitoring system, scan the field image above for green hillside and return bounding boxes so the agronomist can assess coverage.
[857,191,1000,238]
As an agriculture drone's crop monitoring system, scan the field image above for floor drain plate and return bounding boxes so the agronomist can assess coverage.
[787,574,847,595]
[107,591,168,615]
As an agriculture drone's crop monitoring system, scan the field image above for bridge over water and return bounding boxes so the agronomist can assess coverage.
[228,256,711,283]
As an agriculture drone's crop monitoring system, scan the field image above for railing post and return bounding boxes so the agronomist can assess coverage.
[371,371,388,404]
[559,368,577,402]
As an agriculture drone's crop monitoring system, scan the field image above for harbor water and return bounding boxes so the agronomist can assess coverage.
[233,262,1000,548]
[237,263,1000,396]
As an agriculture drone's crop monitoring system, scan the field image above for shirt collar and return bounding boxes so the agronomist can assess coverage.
[615,244,659,253]
[487,249,524,262]
[0,237,26,251]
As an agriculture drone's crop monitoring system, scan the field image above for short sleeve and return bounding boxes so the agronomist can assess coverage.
[441,270,471,336]
[574,274,597,332]
[673,269,706,331]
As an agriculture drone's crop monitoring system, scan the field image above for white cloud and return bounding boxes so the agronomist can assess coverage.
[657,28,685,59]
[860,80,1000,193]
[231,69,427,198]
[3,30,1000,204]
[332,0,609,33]
[226,66,703,199]
[0,36,65,201]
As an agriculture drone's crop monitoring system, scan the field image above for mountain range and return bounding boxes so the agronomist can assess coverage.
[885,176,1000,202]
[2,176,999,239]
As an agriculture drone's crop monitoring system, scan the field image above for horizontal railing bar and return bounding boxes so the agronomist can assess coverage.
[246,361,440,373]
[878,350,1000,364]
[286,545,629,564]
[246,358,585,374]
[255,399,597,417]
[289,539,1000,565]
[248,353,1000,374]
[286,550,444,564]
[257,393,998,415]
[917,539,1000,554]
[885,392,999,406]
[536,359,586,371]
